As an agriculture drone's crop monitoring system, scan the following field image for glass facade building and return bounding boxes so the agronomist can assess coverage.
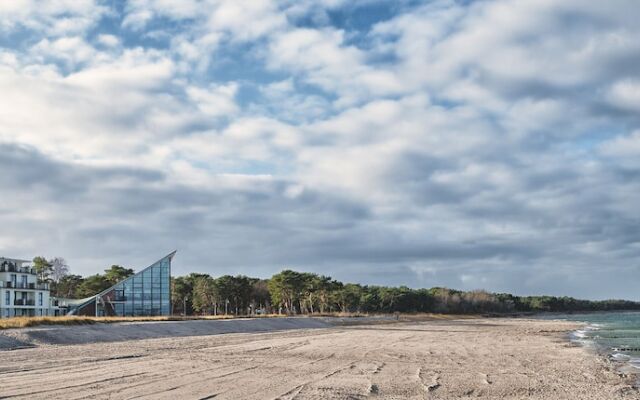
[72,252,174,317]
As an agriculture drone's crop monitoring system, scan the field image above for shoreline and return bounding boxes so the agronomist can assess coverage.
[567,320,640,388]
[538,310,640,389]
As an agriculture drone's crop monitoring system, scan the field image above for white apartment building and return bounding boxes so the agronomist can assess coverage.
[0,257,60,318]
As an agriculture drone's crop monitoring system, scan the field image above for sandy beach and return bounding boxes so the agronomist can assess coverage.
[0,318,637,399]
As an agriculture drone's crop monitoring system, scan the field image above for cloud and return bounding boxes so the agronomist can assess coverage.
[97,34,120,48]
[0,0,639,300]
[0,50,180,161]
[255,79,331,122]
[599,130,640,169]
[607,80,640,112]
[0,0,107,36]
[267,27,404,105]
[31,36,97,68]
[186,83,239,118]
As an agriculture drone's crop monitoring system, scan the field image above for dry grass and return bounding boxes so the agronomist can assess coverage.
[0,314,282,330]
[0,312,482,330]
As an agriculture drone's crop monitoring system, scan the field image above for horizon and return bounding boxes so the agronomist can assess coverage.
[2,1,640,301]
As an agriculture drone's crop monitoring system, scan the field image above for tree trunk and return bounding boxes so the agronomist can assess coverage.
[308,294,314,314]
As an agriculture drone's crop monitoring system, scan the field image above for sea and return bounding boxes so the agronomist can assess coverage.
[540,311,640,378]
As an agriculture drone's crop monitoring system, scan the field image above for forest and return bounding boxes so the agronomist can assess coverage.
[171,270,640,315]
[34,257,640,316]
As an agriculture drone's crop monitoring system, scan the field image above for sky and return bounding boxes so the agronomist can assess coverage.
[1,0,639,300]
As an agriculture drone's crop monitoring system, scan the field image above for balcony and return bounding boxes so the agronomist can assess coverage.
[14,299,35,306]
[0,264,36,275]
[1,281,49,290]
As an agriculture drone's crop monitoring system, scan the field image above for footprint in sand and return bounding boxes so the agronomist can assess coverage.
[481,373,493,385]
[418,367,441,393]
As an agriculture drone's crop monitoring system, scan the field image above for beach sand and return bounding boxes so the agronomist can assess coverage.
[0,318,637,399]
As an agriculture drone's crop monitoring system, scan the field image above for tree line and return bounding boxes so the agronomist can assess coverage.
[31,257,640,315]
[32,256,134,299]
[173,269,640,316]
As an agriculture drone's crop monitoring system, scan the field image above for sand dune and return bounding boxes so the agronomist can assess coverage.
[0,318,637,399]
[0,317,334,349]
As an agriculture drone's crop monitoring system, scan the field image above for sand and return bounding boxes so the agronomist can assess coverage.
[0,318,637,399]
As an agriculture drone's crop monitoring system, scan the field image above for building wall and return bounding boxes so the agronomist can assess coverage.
[74,298,97,317]
[0,258,60,318]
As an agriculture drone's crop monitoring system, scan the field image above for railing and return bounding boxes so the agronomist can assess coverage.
[14,299,35,306]
[0,265,36,275]
[0,282,49,290]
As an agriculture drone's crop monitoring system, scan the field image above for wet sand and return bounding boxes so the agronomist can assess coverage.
[0,318,637,399]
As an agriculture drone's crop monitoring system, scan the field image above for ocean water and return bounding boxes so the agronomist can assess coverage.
[542,311,640,373]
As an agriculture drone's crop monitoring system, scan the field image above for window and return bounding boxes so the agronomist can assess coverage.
[93,253,173,317]
[21,275,27,287]
[38,292,43,306]
[5,291,9,306]
[10,274,16,287]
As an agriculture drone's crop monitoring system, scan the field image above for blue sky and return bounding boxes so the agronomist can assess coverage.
[1,0,640,300]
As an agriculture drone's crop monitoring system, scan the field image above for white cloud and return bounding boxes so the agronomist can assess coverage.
[268,28,404,105]
[186,83,239,118]
[31,36,97,68]
[122,0,201,30]
[122,0,286,42]
[600,130,640,165]
[206,0,286,41]
[607,80,640,112]
[0,47,183,164]
[256,78,331,122]
[65,48,174,90]
[372,0,640,103]
[0,0,107,35]
[97,34,120,48]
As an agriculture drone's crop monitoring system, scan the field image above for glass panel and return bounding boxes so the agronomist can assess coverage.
[100,254,173,317]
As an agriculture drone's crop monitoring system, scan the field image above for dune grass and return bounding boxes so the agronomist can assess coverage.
[0,312,481,330]
[0,314,269,330]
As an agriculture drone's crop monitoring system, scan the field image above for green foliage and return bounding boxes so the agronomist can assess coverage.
[32,256,52,282]
[171,276,192,314]
[76,274,111,298]
[104,265,134,284]
[55,274,84,298]
[191,275,217,315]
[268,270,306,314]
[250,279,271,311]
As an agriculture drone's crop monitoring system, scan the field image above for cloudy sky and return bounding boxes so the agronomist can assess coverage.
[1,0,639,300]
